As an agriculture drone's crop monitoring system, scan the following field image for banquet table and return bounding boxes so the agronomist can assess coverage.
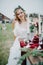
[20,34,43,65]
[21,48,43,65]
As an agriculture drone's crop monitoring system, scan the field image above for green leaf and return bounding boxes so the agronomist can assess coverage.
[17,48,43,64]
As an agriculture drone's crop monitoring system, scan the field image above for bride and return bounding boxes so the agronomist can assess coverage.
[6,6,30,65]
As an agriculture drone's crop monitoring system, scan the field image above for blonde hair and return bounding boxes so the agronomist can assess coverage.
[14,6,27,23]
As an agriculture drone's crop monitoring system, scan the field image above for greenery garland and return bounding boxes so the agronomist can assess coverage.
[17,48,43,65]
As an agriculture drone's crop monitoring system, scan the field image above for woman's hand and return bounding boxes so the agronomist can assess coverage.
[18,38,23,42]
[12,17,17,29]
[19,38,27,47]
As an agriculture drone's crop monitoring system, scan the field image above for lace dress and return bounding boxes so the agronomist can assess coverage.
[6,21,30,65]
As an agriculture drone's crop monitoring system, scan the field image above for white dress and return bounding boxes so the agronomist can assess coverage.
[7,20,30,65]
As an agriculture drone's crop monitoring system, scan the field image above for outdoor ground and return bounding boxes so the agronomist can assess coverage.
[0,23,14,65]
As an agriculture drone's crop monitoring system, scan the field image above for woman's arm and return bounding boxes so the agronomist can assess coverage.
[12,18,17,40]
[13,34,16,40]
[12,19,16,29]
[12,16,17,29]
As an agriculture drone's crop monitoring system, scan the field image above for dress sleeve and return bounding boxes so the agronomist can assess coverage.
[13,22,19,37]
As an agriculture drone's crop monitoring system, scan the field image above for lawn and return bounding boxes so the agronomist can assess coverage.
[0,23,14,65]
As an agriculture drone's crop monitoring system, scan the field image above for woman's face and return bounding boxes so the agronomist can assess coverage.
[16,9,25,20]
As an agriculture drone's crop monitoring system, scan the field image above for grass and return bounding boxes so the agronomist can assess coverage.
[0,23,14,65]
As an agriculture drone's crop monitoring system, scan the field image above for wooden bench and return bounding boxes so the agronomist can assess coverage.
[21,50,43,65]
[28,55,43,65]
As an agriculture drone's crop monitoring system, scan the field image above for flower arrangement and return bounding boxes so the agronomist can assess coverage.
[17,35,43,65]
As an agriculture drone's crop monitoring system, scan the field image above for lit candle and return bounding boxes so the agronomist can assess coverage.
[38,15,41,34]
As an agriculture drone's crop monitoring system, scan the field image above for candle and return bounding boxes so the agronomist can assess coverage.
[38,15,41,34]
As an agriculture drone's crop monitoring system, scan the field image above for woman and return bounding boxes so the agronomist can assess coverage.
[7,6,30,65]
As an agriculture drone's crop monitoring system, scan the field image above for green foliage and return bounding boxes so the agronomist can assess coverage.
[30,24,34,32]
[17,48,43,65]
[0,23,14,65]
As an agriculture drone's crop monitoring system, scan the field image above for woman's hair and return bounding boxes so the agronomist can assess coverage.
[14,6,27,23]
